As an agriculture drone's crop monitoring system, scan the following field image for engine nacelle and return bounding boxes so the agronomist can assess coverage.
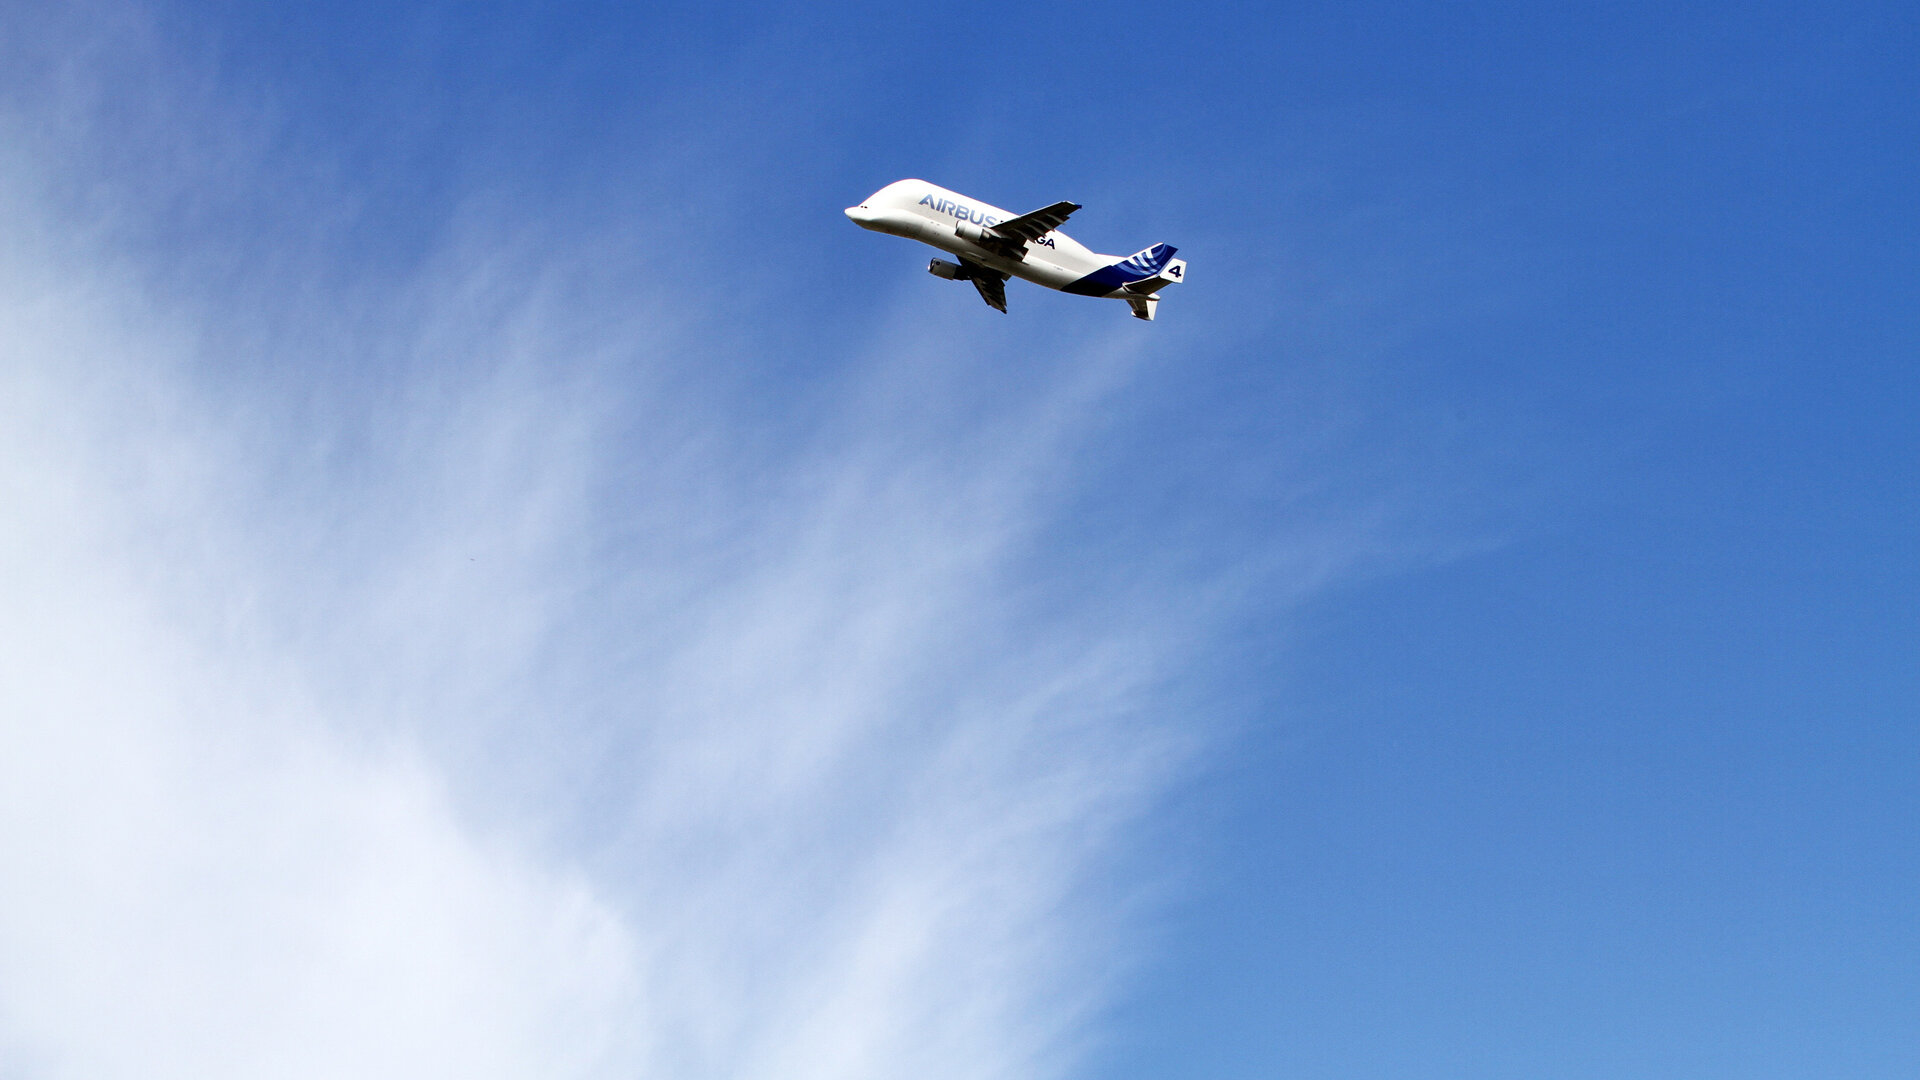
[954,220,1025,258]
[928,258,970,281]
[952,220,992,246]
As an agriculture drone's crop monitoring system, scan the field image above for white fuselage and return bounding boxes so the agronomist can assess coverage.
[844,180,1108,292]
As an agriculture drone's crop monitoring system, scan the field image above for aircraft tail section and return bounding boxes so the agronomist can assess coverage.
[1062,242,1188,312]
[1116,244,1186,320]
[1114,243,1180,279]
[1121,259,1187,294]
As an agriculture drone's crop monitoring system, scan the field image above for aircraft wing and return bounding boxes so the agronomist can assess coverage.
[992,201,1081,244]
[963,259,1009,312]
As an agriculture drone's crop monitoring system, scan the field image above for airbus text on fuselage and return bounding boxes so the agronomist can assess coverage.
[845,180,1186,321]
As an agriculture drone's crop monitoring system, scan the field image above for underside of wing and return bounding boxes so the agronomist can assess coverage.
[991,200,1081,244]
[964,260,1009,312]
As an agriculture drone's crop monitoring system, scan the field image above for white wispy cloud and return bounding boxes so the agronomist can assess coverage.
[0,11,1395,1080]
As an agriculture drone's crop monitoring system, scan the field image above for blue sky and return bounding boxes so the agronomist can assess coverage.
[0,3,1914,1078]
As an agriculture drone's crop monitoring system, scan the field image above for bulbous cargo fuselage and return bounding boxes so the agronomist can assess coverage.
[845,179,1185,320]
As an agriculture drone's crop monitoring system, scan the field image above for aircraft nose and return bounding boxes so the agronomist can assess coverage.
[845,204,878,227]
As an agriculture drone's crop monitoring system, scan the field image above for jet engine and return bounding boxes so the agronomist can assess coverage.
[928,258,971,281]
[952,221,990,246]
[953,220,1022,256]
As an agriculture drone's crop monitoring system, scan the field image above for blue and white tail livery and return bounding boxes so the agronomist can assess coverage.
[1116,243,1180,278]
[845,180,1187,321]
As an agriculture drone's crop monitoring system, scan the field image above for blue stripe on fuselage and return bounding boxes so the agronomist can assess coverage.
[1062,263,1135,296]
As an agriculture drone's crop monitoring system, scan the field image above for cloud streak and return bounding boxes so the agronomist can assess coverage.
[0,12,1390,1079]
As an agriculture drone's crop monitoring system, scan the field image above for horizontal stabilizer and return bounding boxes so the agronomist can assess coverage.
[1122,257,1188,296]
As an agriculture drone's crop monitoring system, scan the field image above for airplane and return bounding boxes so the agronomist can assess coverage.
[845,180,1186,321]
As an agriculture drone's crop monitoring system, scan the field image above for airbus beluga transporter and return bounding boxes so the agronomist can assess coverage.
[845,180,1186,320]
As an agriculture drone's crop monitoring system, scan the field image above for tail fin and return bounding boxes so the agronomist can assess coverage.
[1116,244,1186,320]
[1114,243,1180,279]
[1118,244,1186,289]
